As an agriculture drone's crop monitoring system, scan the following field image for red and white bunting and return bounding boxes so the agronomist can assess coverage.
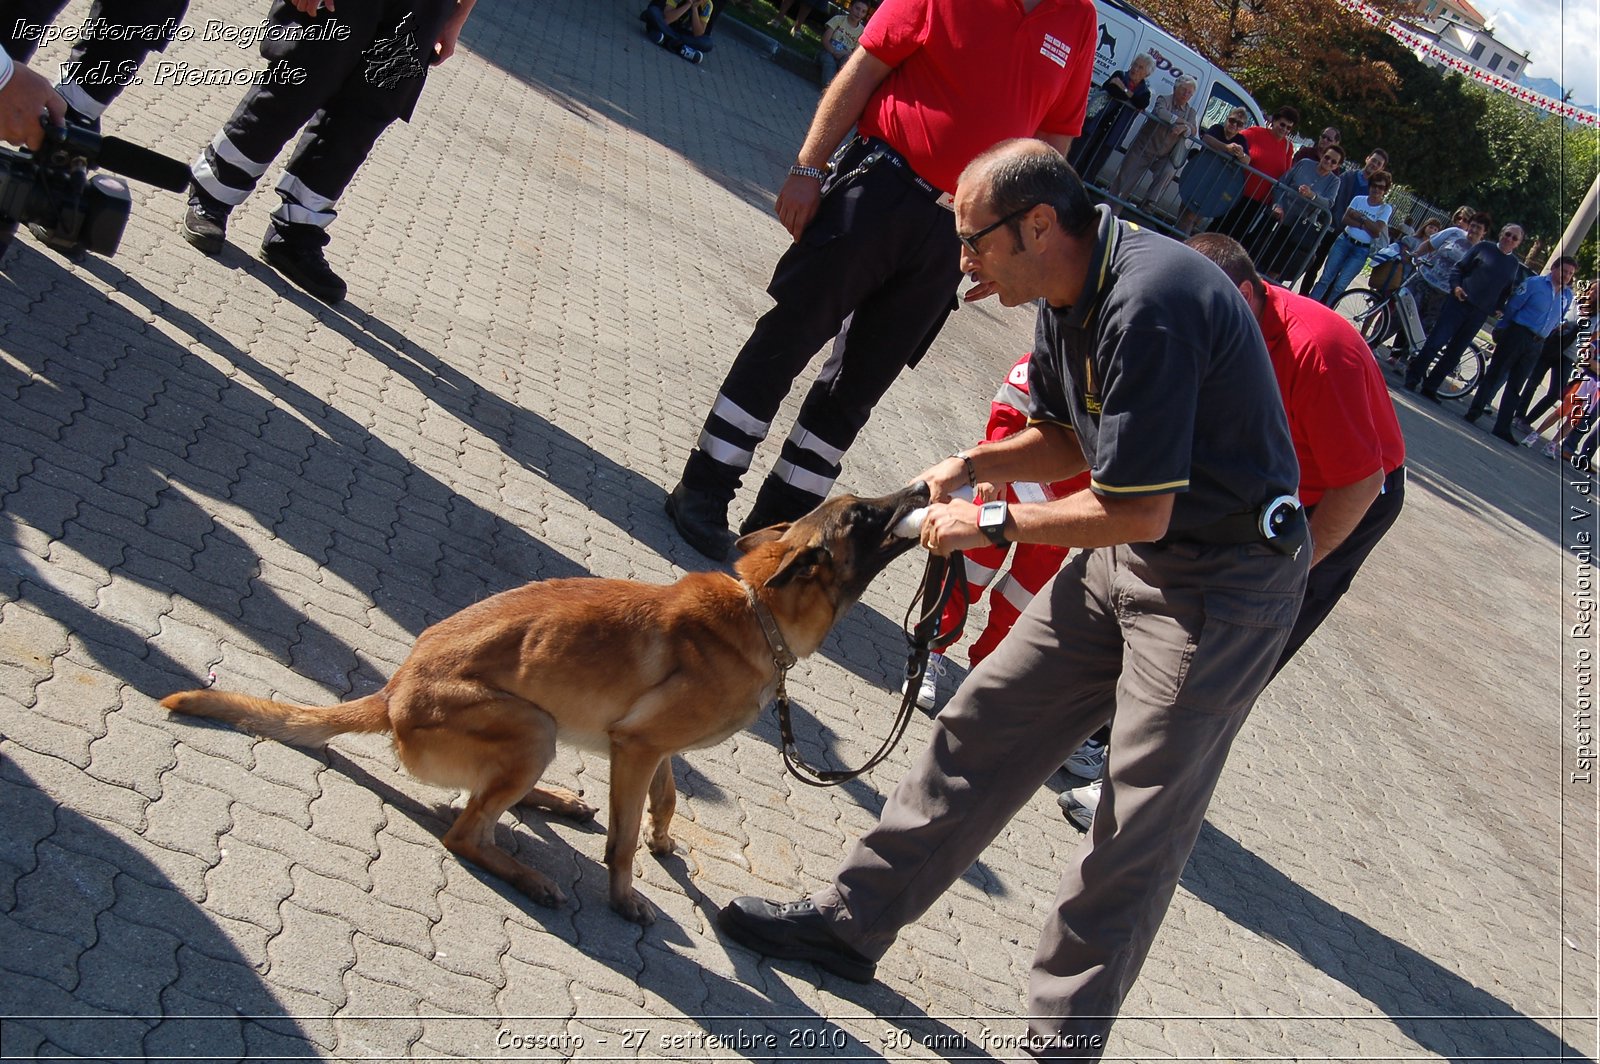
[1330,0,1600,127]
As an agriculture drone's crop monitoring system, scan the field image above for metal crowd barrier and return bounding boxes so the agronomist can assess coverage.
[1069,96,1336,286]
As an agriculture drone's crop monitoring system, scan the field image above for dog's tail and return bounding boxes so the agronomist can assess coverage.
[161,689,390,746]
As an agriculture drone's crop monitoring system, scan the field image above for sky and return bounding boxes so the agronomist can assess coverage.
[1485,0,1599,108]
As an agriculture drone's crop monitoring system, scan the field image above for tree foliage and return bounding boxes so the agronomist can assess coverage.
[1137,0,1410,117]
[1137,0,1600,270]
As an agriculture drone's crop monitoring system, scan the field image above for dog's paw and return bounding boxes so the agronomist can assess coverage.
[611,889,657,925]
[514,871,567,909]
[520,786,598,821]
[647,831,676,857]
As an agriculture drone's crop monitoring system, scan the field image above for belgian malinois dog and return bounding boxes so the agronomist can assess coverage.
[163,483,928,924]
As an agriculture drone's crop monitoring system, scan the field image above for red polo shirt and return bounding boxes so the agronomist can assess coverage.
[1239,125,1295,203]
[858,0,1096,194]
[1259,287,1405,506]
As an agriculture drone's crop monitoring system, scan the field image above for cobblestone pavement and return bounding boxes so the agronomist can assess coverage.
[1,1,1596,1060]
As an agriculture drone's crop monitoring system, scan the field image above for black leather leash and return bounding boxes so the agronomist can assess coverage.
[760,550,969,787]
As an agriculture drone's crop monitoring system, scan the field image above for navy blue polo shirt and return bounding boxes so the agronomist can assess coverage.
[1026,207,1299,533]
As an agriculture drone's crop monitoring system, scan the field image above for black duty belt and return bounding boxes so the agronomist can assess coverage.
[842,136,955,211]
[1158,496,1307,557]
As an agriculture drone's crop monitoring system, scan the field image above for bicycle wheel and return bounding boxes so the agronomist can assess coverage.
[1433,340,1486,401]
[1330,287,1392,351]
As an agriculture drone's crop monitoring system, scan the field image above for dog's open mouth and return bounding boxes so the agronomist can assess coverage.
[875,481,933,554]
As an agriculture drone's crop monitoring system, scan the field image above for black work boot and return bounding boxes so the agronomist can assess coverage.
[261,223,347,305]
[181,188,231,255]
[739,475,824,536]
[717,896,877,982]
[666,481,736,561]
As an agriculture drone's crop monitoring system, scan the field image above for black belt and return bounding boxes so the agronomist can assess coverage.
[1164,511,1261,545]
[1158,496,1307,556]
[845,136,955,210]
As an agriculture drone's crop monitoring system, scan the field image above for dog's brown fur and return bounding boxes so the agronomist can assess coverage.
[162,484,926,924]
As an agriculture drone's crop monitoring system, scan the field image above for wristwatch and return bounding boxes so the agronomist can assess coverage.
[978,500,1009,547]
[788,164,829,181]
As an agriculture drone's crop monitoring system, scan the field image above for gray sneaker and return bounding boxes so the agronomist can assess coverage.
[1056,779,1100,831]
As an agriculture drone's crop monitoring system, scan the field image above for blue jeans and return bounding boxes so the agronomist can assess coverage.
[1309,234,1372,304]
[641,4,714,50]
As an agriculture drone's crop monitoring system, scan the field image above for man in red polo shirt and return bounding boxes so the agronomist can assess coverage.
[1189,233,1406,669]
[666,0,1096,560]
[1209,106,1299,256]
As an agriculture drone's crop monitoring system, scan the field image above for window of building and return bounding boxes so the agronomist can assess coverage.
[1507,60,1518,73]
[1470,41,1484,59]
[1488,53,1502,70]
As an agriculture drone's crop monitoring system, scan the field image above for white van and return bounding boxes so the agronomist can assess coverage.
[1086,0,1265,135]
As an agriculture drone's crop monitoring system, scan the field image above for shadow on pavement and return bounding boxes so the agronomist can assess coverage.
[0,246,590,703]
[1184,821,1595,1063]
[325,752,975,1061]
[1389,379,1576,550]
[0,760,317,1058]
[458,0,799,218]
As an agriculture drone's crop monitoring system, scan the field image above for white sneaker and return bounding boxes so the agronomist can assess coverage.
[1544,440,1562,459]
[1522,430,1542,447]
[1063,736,1107,779]
[1057,779,1101,831]
[901,652,946,711]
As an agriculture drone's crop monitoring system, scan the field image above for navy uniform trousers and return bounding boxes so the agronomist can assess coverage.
[0,0,190,118]
[191,0,445,243]
[811,539,1308,1059]
[1271,465,1405,675]
[679,136,964,529]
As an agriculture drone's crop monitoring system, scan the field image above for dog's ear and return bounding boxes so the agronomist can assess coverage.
[763,545,832,590]
[733,524,791,554]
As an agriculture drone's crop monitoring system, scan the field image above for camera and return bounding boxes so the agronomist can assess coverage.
[0,121,190,258]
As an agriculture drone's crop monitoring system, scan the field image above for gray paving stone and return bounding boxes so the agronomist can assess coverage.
[0,1,1590,1059]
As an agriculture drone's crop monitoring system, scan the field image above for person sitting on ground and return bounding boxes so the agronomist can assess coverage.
[1106,74,1197,216]
[819,0,869,87]
[643,0,715,62]
[768,0,812,36]
[1308,169,1393,304]
[1255,142,1342,282]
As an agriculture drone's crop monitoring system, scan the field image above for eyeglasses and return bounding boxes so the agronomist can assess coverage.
[1225,117,1245,126]
[958,204,1037,257]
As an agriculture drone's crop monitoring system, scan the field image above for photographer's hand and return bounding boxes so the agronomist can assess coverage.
[0,61,66,151]
[290,0,332,15]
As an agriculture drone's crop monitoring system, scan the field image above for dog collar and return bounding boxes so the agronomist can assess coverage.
[744,582,798,673]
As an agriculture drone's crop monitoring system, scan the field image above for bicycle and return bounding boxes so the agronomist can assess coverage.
[1331,283,1487,401]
